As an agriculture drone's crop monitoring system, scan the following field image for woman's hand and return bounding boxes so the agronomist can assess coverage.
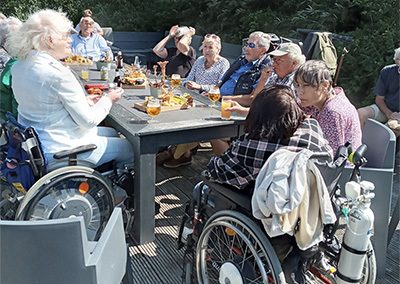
[86,94,102,106]
[169,25,179,37]
[186,81,201,90]
[225,100,250,116]
[106,87,124,103]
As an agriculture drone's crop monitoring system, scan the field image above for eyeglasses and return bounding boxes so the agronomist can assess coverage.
[245,42,257,49]
[205,34,221,42]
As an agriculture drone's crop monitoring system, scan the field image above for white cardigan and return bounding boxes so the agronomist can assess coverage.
[252,148,336,250]
[11,51,112,154]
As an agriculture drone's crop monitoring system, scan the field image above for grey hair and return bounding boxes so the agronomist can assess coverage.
[249,31,271,50]
[80,16,94,24]
[394,47,400,60]
[0,16,22,47]
[294,60,333,88]
[6,9,72,60]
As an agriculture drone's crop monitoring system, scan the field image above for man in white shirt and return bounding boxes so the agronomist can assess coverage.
[71,17,112,61]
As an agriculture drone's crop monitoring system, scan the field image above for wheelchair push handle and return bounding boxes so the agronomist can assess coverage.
[349,144,368,183]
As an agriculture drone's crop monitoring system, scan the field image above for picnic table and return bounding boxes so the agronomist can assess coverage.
[86,69,245,244]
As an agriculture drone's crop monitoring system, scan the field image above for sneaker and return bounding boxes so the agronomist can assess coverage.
[163,155,192,168]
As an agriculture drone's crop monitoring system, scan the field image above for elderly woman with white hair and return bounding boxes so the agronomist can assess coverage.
[7,9,133,168]
[184,33,230,93]
[152,25,196,77]
[0,15,22,119]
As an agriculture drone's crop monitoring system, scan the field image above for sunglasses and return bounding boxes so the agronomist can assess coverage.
[245,42,257,49]
[205,34,221,42]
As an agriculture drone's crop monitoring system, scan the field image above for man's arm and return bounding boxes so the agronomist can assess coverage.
[375,95,393,119]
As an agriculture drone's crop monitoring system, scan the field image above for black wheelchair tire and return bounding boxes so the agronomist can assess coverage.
[16,166,115,241]
[196,210,286,284]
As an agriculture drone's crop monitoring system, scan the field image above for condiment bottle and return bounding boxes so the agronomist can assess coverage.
[116,51,124,69]
[114,70,122,87]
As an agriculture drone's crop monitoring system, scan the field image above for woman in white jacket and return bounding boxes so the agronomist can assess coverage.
[7,9,133,168]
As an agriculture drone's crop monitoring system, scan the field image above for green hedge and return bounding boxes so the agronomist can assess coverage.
[2,0,399,106]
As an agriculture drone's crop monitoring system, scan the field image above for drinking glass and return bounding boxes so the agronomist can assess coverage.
[81,67,89,81]
[146,98,161,121]
[220,97,232,120]
[207,85,221,108]
[170,74,182,90]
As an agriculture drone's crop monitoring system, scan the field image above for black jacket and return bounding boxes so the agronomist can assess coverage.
[219,54,272,95]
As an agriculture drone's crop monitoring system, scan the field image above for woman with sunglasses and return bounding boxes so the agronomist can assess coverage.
[184,34,230,93]
[152,25,196,77]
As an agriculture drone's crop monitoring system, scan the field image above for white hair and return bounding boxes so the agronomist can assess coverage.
[6,9,72,59]
[0,16,22,47]
[249,31,271,50]
[289,51,306,67]
[394,47,400,60]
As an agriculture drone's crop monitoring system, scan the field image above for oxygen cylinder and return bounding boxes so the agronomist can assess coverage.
[336,181,375,284]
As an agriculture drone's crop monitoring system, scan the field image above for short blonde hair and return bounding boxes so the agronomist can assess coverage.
[7,9,72,59]
[199,34,221,52]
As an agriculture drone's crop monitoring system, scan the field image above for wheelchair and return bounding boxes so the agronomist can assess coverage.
[0,114,134,241]
[177,145,377,284]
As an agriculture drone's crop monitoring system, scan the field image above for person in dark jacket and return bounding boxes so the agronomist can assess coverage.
[219,31,271,96]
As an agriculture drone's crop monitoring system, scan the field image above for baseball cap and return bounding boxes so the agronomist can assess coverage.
[268,42,302,57]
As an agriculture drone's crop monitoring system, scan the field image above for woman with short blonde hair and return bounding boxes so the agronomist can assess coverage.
[184,33,229,93]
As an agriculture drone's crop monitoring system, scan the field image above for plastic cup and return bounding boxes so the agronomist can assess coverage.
[221,98,232,120]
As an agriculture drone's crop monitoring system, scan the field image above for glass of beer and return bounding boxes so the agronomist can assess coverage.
[81,67,89,81]
[146,98,161,121]
[220,97,232,120]
[207,85,221,108]
[170,74,182,90]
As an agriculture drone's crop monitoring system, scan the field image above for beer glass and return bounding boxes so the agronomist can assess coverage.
[220,97,232,120]
[81,67,89,81]
[207,85,221,108]
[146,98,161,121]
[170,74,182,90]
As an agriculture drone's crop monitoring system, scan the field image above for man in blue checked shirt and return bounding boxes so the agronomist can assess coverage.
[71,17,112,61]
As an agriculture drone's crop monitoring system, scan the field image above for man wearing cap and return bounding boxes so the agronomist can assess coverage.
[253,42,306,97]
[219,31,272,96]
[71,17,112,61]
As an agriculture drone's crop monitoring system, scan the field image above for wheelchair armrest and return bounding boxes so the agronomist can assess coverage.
[53,144,97,160]
[201,174,252,213]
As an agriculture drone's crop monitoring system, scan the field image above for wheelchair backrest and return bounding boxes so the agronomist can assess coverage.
[0,114,46,192]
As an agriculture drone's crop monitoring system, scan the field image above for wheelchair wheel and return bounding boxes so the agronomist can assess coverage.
[360,240,376,284]
[196,210,286,284]
[16,166,115,241]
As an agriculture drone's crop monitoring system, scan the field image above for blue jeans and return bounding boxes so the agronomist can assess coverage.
[46,127,134,169]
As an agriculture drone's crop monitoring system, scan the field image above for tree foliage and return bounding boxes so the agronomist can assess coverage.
[2,0,399,106]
